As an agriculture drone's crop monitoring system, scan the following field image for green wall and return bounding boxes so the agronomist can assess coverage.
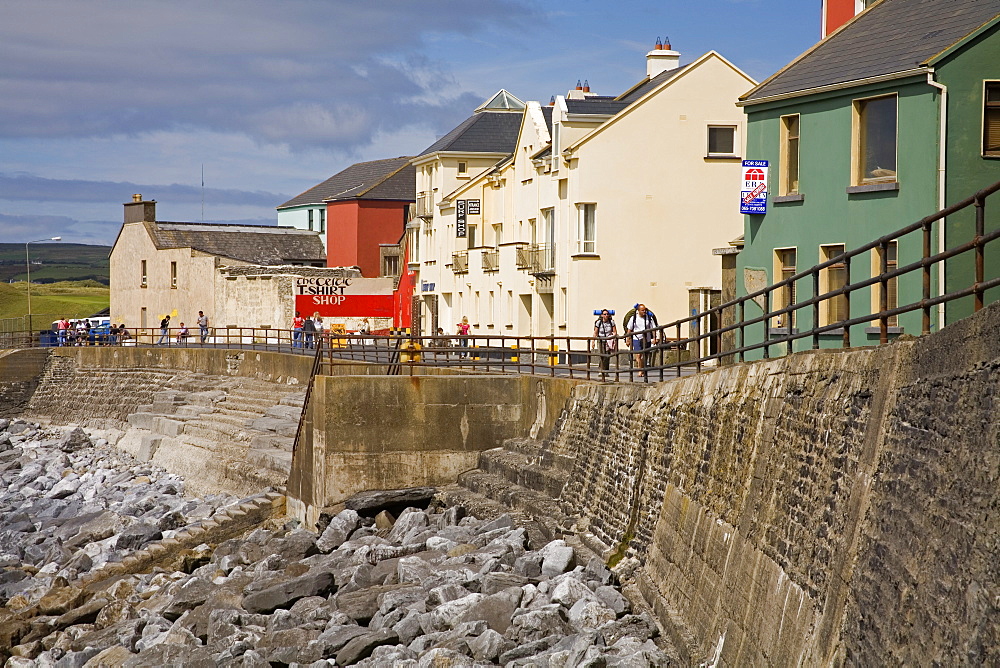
[738,77,942,356]
[937,23,1000,322]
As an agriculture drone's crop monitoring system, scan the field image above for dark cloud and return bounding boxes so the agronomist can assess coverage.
[0,173,288,208]
[0,0,539,152]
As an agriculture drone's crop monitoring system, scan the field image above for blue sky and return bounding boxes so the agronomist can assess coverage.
[0,0,819,245]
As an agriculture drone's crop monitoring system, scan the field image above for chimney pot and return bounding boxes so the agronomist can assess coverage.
[646,38,679,78]
[133,194,142,202]
[583,80,590,93]
[575,79,582,90]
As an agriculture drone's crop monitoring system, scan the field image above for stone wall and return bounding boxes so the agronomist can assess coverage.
[0,349,51,419]
[542,301,1000,665]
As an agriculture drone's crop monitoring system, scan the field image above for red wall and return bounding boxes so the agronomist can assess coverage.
[326,199,407,277]
[393,242,416,331]
[824,0,857,36]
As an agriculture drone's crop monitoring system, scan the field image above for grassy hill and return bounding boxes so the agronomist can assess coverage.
[0,243,111,285]
[0,280,110,330]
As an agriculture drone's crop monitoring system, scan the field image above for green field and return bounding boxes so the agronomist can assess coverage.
[0,243,111,284]
[0,280,110,330]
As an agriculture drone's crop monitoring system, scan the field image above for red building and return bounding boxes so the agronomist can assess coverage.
[278,157,415,278]
[822,0,878,36]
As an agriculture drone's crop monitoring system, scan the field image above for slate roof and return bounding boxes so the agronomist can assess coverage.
[147,222,325,264]
[565,98,631,115]
[744,0,1000,102]
[278,157,414,209]
[418,111,525,156]
[617,64,689,104]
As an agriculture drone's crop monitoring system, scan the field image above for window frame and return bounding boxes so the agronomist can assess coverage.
[780,114,801,195]
[308,209,314,231]
[319,208,326,234]
[773,247,798,328]
[577,203,597,254]
[457,161,468,176]
[170,261,178,289]
[820,244,848,326]
[871,240,899,326]
[853,94,898,185]
[140,259,147,288]
[706,124,739,159]
[984,80,1000,158]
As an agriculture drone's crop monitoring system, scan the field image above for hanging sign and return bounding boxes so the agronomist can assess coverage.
[740,160,769,215]
[456,199,467,237]
[467,200,481,215]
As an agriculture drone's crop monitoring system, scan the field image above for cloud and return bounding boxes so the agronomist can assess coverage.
[0,173,286,207]
[0,0,539,153]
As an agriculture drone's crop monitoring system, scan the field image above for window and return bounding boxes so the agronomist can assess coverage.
[780,115,800,195]
[985,82,1000,157]
[467,225,477,248]
[170,261,177,289]
[488,291,495,326]
[140,260,147,287]
[308,209,314,231]
[873,241,898,326]
[493,223,503,247]
[774,248,797,327]
[855,95,897,182]
[458,161,468,175]
[578,203,596,253]
[707,125,737,157]
[319,209,326,234]
[384,254,399,277]
[821,244,848,325]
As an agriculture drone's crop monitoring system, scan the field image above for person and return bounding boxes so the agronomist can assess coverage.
[75,319,87,346]
[457,316,470,358]
[176,322,190,345]
[435,326,452,358]
[312,312,326,347]
[592,309,618,377]
[108,322,118,346]
[118,324,130,344]
[292,311,305,348]
[302,314,316,349]
[624,303,659,377]
[197,310,210,343]
[57,317,70,346]
[157,314,171,345]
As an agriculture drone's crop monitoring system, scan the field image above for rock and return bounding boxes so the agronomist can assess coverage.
[115,522,162,551]
[242,571,336,614]
[374,510,395,529]
[421,593,485,634]
[569,598,617,630]
[498,636,559,665]
[337,583,409,624]
[316,624,368,655]
[539,540,576,578]
[595,585,631,617]
[387,508,429,544]
[468,627,505,662]
[426,583,470,609]
[335,629,399,666]
[514,553,543,578]
[481,572,530,595]
[316,509,361,553]
[598,613,659,646]
[416,647,475,667]
[58,427,91,452]
[507,606,570,643]
[440,505,466,526]
[392,609,424,645]
[551,576,599,608]
[460,587,522,634]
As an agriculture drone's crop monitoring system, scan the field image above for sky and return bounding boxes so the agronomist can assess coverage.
[0,0,819,246]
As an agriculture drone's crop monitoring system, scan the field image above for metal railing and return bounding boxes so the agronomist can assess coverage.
[4,180,998,385]
[452,250,468,273]
[529,243,555,274]
[515,244,531,270]
[482,248,500,272]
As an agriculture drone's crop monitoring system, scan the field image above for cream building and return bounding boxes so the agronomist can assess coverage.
[411,44,756,344]
[110,196,326,333]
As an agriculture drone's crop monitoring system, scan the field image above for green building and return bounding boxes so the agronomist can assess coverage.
[736,0,1000,354]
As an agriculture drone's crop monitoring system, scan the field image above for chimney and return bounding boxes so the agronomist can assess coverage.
[646,36,680,79]
[568,79,587,100]
[124,195,156,224]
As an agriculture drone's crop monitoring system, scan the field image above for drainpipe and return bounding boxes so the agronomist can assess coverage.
[927,70,947,330]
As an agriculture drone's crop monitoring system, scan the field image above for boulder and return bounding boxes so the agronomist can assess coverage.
[58,427,91,452]
[335,629,399,666]
[316,509,361,553]
[242,571,336,615]
[344,487,437,516]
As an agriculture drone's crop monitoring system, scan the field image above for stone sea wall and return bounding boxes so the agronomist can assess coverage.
[543,301,1000,665]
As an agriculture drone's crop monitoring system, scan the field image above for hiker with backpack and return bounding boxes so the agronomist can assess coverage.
[624,303,659,377]
[592,309,618,378]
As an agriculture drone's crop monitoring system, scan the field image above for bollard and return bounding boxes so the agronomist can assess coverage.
[510,343,518,363]
[548,343,559,366]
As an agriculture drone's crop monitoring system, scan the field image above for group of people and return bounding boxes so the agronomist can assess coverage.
[55,318,130,346]
[291,311,327,349]
[156,311,210,345]
[592,303,659,377]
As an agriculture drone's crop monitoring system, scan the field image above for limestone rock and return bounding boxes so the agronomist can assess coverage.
[242,571,336,614]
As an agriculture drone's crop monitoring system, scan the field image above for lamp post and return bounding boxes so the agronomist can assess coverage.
[25,236,61,333]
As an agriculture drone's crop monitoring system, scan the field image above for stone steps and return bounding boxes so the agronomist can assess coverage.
[476,447,569,499]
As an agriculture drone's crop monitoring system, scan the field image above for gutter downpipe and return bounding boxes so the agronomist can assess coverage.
[927,70,947,331]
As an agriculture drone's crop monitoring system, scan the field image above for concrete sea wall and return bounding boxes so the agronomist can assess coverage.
[544,301,1000,665]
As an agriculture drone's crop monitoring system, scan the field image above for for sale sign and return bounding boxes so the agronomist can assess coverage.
[740,160,769,215]
[294,277,394,317]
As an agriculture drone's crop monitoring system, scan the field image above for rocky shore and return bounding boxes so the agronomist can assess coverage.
[0,419,675,666]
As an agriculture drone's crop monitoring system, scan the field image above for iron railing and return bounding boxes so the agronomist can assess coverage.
[452,250,468,273]
[529,243,555,275]
[482,248,500,272]
[515,244,531,270]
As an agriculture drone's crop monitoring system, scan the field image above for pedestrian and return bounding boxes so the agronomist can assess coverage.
[157,314,171,345]
[592,309,618,378]
[197,310,210,343]
[57,317,69,346]
[108,322,118,346]
[302,314,316,349]
[624,303,659,377]
[435,326,452,359]
[292,311,304,348]
[312,312,326,347]
[457,316,470,358]
[176,322,190,345]
[118,324,130,344]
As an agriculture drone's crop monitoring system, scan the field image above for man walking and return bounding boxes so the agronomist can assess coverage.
[157,314,171,345]
[624,303,659,377]
[197,311,210,343]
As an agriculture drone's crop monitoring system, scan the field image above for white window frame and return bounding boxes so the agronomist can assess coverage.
[706,124,739,158]
[820,244,848,326]
[577,203,596,254]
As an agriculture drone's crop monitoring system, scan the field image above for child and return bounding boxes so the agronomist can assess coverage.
[176,322,190,344]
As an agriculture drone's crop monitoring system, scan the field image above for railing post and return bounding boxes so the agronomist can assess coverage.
[763,290,770,359]
[975,195,986,312]
[738,300,745,363]
[923,220,933,335]
[842,254,851,349]
[812,268,821,350]
[879,240,889,345]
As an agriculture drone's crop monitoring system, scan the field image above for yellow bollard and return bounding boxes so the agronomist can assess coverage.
[400,339,421,363]
[510,344,518,363]
[548,343,559,366]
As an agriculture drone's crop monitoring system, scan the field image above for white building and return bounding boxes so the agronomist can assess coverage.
[410,44,755,344]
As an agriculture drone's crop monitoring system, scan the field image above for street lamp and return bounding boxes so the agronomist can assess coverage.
[25,236,61,332]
